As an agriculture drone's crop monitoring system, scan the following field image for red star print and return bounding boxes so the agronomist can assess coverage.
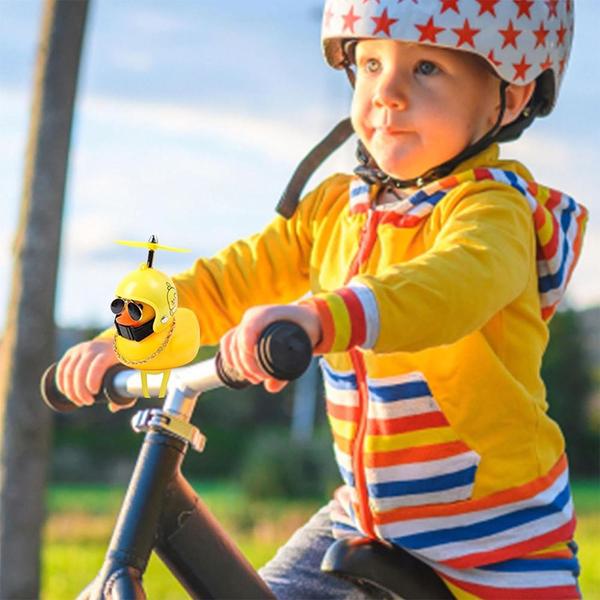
[556,21,567,46]
[415,16,445,42]
[487,49,502,68]
[533,21,550,48]
[324,6,335,29]
[499,20,522,49]
[559,56,567,75]
[371,8,398,36]
[513,54,531,81]
[513,0,534,19]
[476,0,499,17]
[342,6,361,33]
[540,54,553,71]
[545,0,558,19]
[439,0,460,13]
[452,19,480,48]
[566,0,572,13]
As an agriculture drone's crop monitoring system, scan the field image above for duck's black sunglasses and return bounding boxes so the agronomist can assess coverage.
[110,298,144,321]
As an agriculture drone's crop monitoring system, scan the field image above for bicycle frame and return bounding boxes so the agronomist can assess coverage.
[58,363,274,599]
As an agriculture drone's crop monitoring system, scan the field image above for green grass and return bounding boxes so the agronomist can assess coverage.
[41,480,600,599]
[42,481,320,599]
[572,480,600,598]
[43,538,281,598]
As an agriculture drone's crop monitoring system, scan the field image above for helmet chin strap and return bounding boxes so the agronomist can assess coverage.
[354,80,510,189]
[115,317,155,342]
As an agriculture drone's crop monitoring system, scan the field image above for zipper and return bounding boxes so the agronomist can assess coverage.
[344,206,379,538]
[347,210,381,278]
[349,348,376,538]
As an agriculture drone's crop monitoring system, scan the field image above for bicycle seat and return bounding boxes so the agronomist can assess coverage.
[321,537,453,599]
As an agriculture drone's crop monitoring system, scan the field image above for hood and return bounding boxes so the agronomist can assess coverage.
[499,170,588,320]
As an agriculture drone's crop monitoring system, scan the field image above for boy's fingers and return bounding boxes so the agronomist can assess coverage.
[73,352,97,406]
[221,328,260,384]
[60,352,85,406]
[219,329,247,382]
[264,379,287,393]
[86,351,117,395]
[108,399,136,413]
[233,326,264,382]
[237,311,281,377]
[56,352,73,398]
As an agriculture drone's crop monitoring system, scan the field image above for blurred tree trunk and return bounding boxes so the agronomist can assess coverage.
[0,0,89,596]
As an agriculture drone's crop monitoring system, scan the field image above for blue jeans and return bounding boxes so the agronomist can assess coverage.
[259,502,380,600]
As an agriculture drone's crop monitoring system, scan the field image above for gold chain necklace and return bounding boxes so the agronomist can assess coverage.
[113,317,176,366]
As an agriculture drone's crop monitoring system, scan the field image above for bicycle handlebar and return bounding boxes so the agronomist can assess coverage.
[41,320,313,413]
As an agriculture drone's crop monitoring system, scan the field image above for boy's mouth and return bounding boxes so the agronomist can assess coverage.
[372,126,412,138]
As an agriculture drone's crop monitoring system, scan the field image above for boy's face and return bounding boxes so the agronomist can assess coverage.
[351,40,501,181]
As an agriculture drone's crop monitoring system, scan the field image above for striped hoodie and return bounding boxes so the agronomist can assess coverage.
[172,144,587,579]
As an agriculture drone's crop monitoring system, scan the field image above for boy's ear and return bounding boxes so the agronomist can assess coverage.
[501,81,536,126]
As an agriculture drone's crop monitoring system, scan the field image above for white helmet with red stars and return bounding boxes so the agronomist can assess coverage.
[322,0,574,115]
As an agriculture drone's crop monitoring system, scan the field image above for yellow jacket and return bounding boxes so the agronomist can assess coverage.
[167,145,586,566]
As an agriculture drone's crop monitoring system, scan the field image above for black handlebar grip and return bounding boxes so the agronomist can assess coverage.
[256,321,313,380]
[216,320,313,389]
[40,363,135,413]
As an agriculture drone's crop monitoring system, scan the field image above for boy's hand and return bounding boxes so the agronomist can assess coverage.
[56,338,129,411]
[219,304,321,393]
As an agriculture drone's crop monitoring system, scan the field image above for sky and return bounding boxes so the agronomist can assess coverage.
[1,0,599,331]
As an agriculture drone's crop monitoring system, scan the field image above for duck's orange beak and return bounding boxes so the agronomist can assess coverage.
[114,301,155,327]
[115,311,138,326]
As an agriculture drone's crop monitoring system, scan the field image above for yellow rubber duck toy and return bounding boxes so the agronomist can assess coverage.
[111,236,200,398]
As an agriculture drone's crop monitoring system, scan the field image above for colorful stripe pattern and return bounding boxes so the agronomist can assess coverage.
[304,283,379,354]
[432,542,581,599]
[323,360,577,570]
[349,169,588,321]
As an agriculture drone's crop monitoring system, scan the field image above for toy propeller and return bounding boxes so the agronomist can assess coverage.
[117,235,190,268]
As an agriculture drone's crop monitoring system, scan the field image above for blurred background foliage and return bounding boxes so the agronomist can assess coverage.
[543,308,599,476]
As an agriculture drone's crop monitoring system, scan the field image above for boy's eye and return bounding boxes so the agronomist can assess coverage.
[364,58,381,74]
[415,60,439,76]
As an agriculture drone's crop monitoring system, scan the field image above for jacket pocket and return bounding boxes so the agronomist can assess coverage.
[363,371,480,511]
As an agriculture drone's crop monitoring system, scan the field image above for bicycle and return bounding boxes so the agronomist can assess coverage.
[42,321,452,599]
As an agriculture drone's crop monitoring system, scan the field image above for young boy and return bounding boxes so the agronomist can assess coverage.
[57,1,586,597]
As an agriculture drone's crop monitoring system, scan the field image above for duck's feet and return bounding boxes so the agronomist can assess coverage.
[158,370,171,398]
[141,372,150,398]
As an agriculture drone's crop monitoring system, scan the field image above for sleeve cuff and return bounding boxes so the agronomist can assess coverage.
[301,283,379,354]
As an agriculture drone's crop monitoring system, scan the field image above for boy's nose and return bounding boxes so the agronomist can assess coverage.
[373,77,408,110]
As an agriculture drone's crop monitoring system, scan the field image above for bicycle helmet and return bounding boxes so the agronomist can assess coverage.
[321,0,574,186]
[115,264,177,335]
[113,237,188,336]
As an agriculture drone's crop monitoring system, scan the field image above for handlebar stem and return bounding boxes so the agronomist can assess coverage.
[127,360,224,452]
[131,409,207,452]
